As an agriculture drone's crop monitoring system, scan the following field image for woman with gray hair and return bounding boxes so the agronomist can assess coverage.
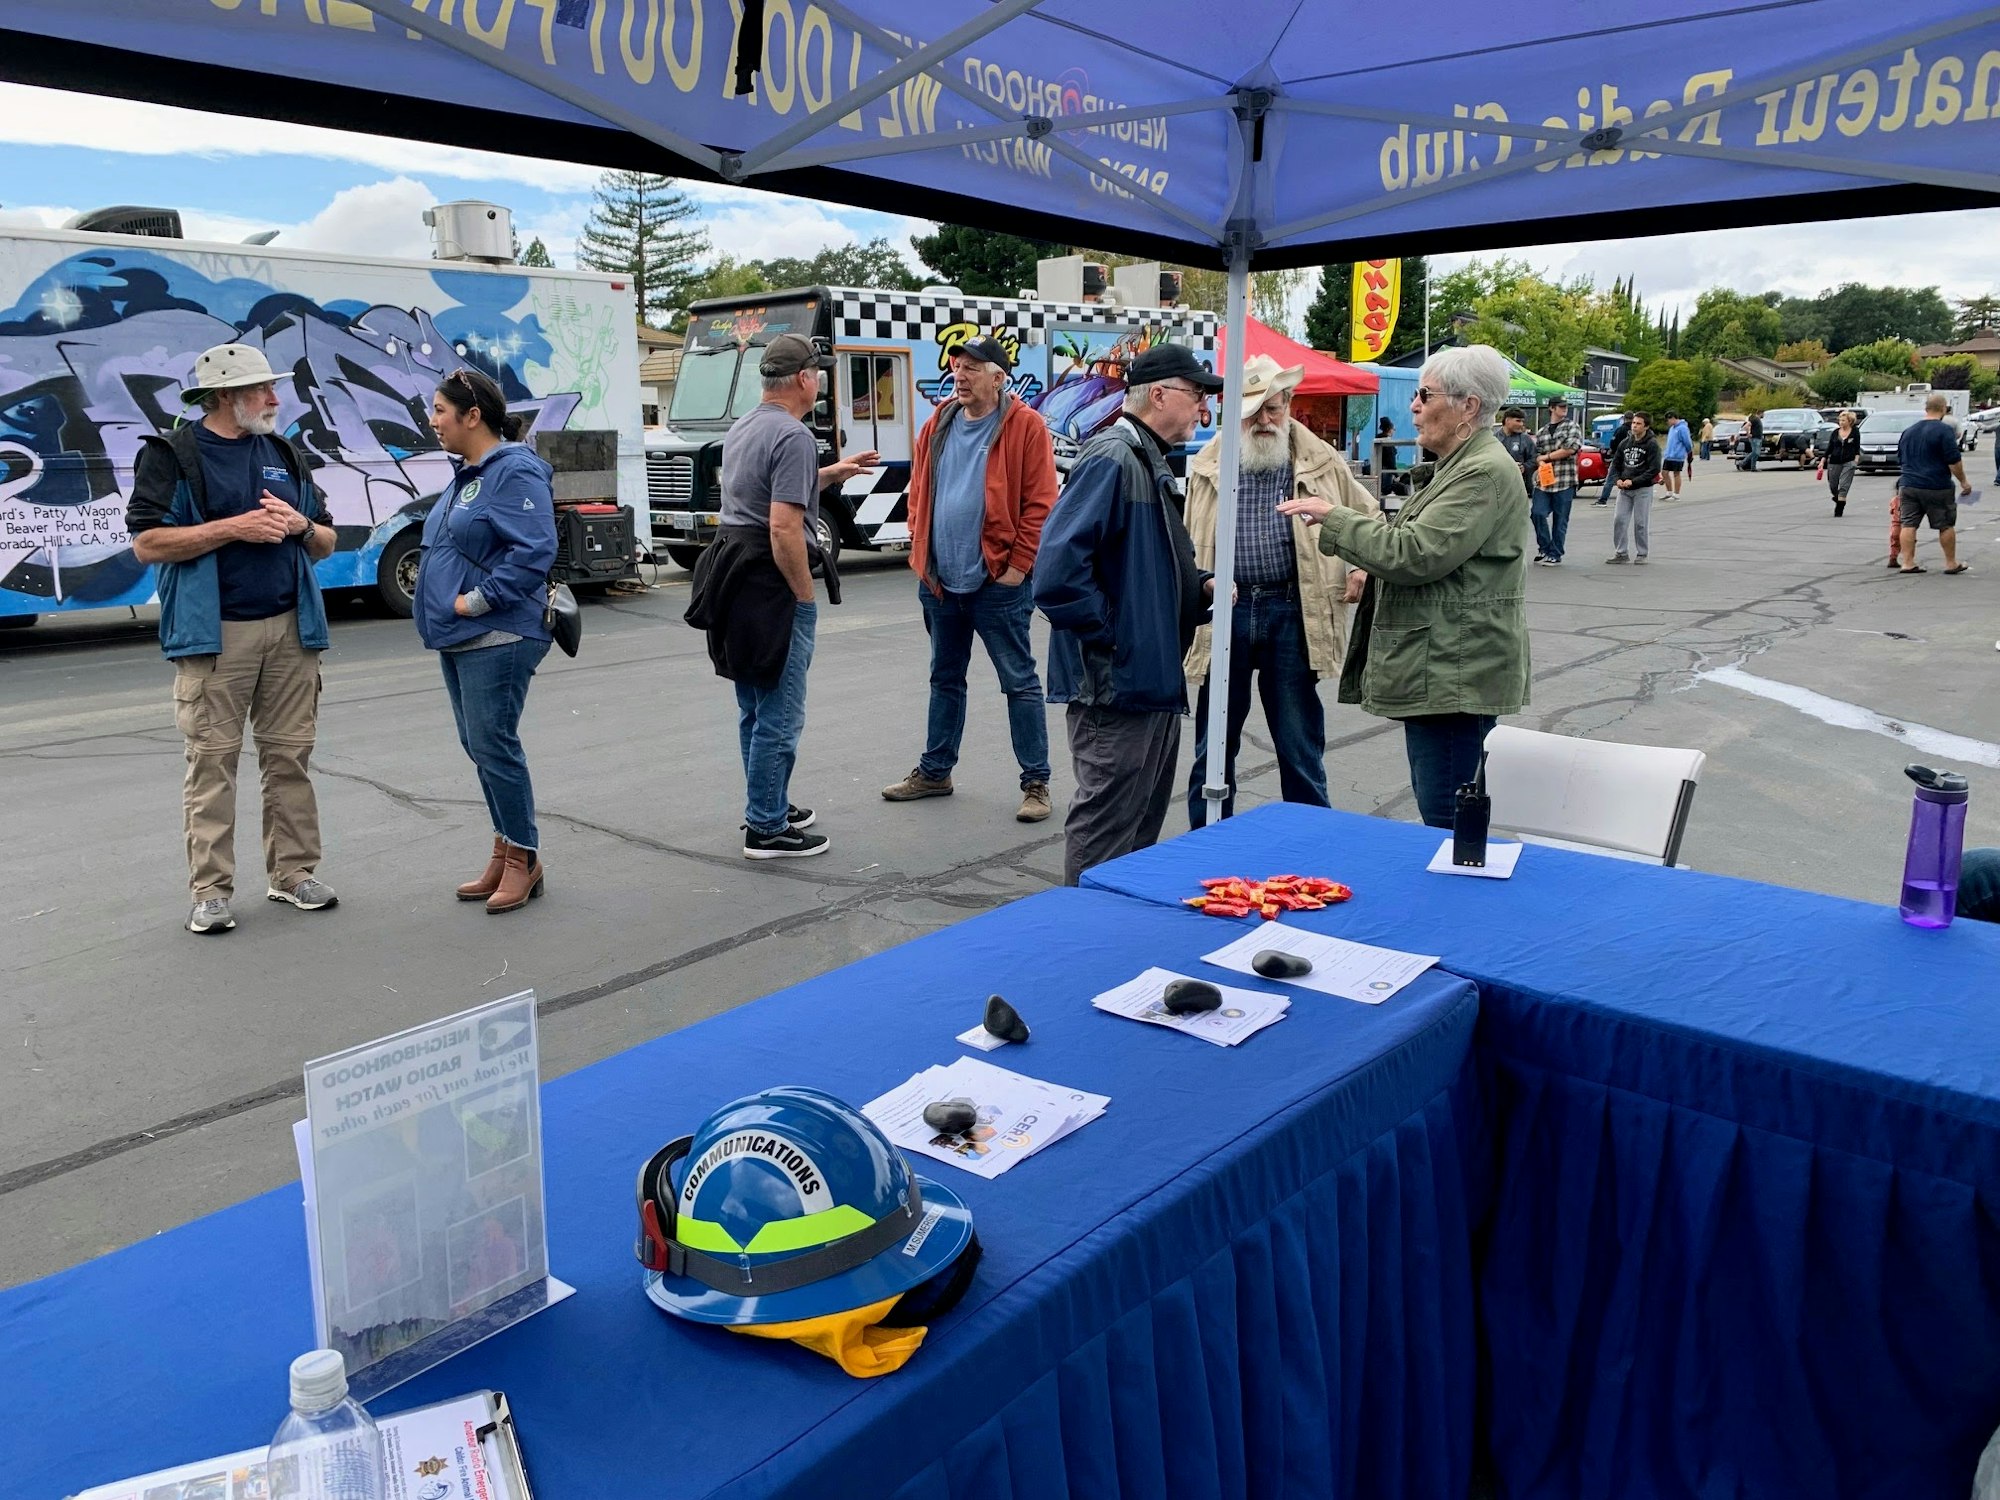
[1279,343,1530,827]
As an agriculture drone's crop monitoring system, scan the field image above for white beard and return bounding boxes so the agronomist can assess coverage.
[231,395,278,436]
[1240,426,1291,474]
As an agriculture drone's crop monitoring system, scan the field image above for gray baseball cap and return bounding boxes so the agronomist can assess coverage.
[759,333,832,378]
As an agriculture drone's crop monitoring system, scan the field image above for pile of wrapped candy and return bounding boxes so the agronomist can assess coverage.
[1182,875,1353,920]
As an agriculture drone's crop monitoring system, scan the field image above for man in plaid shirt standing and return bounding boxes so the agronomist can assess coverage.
[1180,356,1377,828]
[1531,394,1584,566]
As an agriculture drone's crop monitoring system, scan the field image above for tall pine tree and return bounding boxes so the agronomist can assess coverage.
[1303,264,1351,352]
[576,170,709,325]
[518,236,554,268]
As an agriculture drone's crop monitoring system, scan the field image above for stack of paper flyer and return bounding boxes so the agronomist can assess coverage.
[1201,925,1438,1006]
[864,1057,1108,1180]
[1091,967,1291,1047]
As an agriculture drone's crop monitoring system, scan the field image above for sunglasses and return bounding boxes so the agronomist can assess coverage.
[1414,386,1463,406]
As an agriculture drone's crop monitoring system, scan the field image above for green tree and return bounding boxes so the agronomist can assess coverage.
[1810,362,1865,404]
[1303,263,1349,353]
[682,256,771,306]
[1776,339,1831,368]
[1626,359,1705,422]
[576,170,709,325]
[1734,382,1812,418]
[1682,289,1783,360]
[1839,337,1920,377]
[1953,293,2000,339]
[757,237,921,291]
[1430,256,1533,325]
[1818,283,1953,352]
[1921,354,1999,403]
[1690,355,1724,420]
[517,236,554,268]
[1777,296,1829,347]
[1463,273,1621,385]
[910,225,1061,298]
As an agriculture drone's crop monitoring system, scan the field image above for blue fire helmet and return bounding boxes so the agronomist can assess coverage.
[636,1086,976,1327]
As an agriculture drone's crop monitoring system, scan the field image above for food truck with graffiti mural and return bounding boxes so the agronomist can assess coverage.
[0,218,644,627]
[645,285,1218,569]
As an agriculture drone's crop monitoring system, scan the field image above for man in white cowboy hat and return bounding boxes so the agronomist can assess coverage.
[1182,353,1378,828]
[125,342,339,934]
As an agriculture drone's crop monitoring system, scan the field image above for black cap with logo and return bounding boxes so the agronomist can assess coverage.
[952,336,1014,373]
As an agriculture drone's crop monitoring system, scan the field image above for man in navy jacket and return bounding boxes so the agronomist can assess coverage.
[1035,344,1221,885]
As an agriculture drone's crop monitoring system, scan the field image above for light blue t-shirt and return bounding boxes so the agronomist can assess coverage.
[931,404,1002,593]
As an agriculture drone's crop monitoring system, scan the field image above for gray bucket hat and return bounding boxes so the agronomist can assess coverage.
[181,343,279,404]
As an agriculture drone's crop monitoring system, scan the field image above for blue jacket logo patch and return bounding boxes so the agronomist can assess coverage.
[458,479,482,506]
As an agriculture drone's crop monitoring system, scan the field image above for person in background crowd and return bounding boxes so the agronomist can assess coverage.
[1895,392,1974,575]
[884,337,1058,822]
[126,343,339,935]
[1738,411,1762,470]
[1661,412,1692,496]
[1607,411,1663,565]
[1699,414,1715,461]
[1279,344,1530,829]
[1597,412,1631,505]
[1036,344,1222,884]
[1530,394,1583,566]
[1497,406,1537,494]
[1181,355,1375,828]
[416,366,557,914]
[1823,410,1860,518]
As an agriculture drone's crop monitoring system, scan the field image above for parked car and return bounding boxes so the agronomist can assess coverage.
[1710,418,1746,456]
[1970,405,2000,439]
[1756,408,1823,465]
[1855,408,1927,473]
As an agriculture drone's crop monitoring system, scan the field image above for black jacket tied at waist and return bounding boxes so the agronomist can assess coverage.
[684,525,839,687]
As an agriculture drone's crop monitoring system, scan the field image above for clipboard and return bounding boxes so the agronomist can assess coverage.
[67,1388,533,1500]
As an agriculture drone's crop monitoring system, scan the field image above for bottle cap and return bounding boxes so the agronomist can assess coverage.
[1905,763,1970,800]
[289,1349,349,1411]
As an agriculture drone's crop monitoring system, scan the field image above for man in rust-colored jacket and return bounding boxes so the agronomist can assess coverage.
[883,337,1060,823]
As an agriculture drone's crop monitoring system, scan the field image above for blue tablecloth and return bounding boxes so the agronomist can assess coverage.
[11,887,1482,1500]
[1084,804,2000,1498]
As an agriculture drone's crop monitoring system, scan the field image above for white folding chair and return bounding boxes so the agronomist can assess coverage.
[1481,725,1706,867]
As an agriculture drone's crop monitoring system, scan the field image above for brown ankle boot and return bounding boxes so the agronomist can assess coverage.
[457,836,507,901]
[486,843,544,914]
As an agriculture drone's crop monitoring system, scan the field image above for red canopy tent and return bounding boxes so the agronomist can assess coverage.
[1214,317,1378,397]
[1211,318,1377,445]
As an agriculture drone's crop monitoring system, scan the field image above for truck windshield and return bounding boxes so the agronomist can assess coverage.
[670,346,742,422]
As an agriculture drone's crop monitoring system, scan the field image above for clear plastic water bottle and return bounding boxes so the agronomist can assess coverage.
[1900,764,1970,929]
[266,1350,386,1500]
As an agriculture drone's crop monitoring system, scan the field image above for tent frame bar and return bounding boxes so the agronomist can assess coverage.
[805,0,1227,242]
[342,0,724,173]
[728,0,1048,177]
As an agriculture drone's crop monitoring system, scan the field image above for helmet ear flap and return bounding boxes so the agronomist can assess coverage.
[878,1232,983,1329]
[634,1137,692,1272]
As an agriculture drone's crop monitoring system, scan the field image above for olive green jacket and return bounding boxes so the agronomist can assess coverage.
[1316,427,1531,718]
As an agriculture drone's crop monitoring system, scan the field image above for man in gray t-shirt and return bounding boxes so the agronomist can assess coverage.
[717,333,834,859]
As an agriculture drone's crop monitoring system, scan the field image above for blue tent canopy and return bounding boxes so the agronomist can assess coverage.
[6,0,1997,815]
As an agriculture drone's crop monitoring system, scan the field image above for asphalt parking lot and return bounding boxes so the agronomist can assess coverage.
[4,453,1997,1286]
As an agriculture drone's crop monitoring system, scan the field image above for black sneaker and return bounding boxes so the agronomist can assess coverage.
[743,825,830,860]
[786,804,816,830]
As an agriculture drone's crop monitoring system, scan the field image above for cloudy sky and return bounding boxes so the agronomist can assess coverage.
[3,80,1997,327]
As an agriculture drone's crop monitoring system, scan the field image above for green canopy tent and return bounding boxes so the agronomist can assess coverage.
[1504,358,1588,410]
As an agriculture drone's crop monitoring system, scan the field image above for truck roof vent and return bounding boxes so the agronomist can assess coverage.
[64,206,183,239]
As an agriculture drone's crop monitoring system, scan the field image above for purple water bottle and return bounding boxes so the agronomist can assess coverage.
[1900,764,1970,928]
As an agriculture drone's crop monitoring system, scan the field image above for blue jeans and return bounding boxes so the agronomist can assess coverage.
[1186,590,1329,828]
[439,636,552,850]
[917,579,1050,787]
[736,601,816,836]
[1401,712,1495,830]
[1959,848,2000,923]
[1531,486,1574,560]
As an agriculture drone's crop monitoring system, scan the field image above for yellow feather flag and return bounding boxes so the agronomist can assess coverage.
[1349,259,1402,363]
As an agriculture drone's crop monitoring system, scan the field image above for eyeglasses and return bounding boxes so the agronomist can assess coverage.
[1159,382,1212,404]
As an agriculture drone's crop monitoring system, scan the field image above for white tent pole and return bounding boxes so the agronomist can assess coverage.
[342,0,723,172]
[729,0,1047,177]
[1203,243,1251,820]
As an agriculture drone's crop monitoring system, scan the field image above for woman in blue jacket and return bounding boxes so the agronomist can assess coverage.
[416,367,558,913]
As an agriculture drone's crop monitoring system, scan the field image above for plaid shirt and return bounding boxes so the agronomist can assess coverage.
[1535,420,1585,490]
[1233,462,1296,585]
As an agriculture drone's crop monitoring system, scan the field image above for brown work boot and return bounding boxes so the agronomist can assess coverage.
[487,843,545,914]
[1017,782,1052,823]
[882,768,953,801]
[457,836,507,901]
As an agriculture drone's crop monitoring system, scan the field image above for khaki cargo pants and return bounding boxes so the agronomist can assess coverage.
[172,612,324,901]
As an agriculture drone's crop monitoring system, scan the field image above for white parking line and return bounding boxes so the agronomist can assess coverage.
[1696,663,2000,767]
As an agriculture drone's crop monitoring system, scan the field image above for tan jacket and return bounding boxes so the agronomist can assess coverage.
[1182,420,1381,681]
